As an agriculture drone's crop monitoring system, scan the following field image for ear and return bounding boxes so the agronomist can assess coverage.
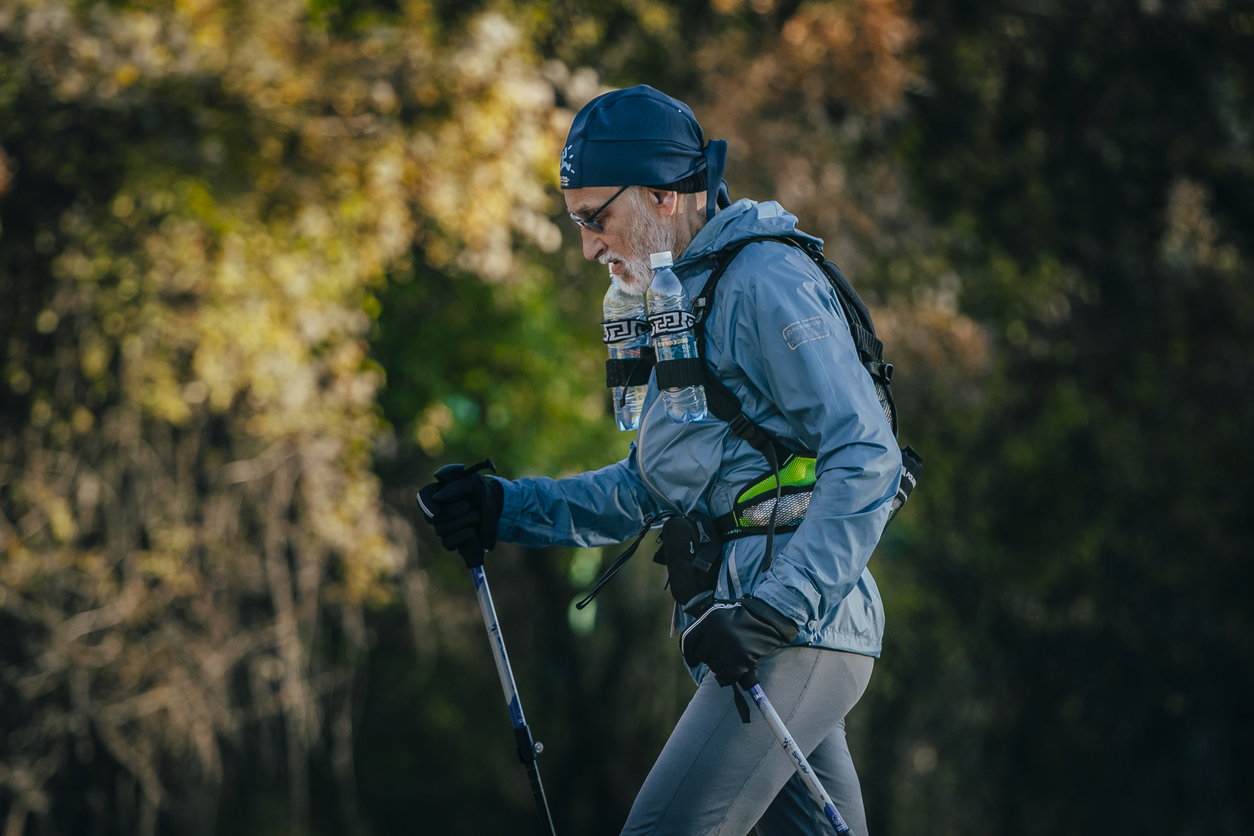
[649,189,681,219]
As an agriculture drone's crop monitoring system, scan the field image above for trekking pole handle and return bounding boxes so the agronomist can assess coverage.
[740,671,852,835]
[432,460,496,568]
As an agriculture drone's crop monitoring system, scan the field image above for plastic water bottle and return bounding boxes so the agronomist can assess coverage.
[602,268,650,431]
[646,251,708,423]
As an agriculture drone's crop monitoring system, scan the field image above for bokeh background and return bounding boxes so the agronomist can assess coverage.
[2,0,1252,834]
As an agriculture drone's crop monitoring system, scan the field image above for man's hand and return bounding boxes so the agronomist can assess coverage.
[680,597,800,688]
[417,461,503,568]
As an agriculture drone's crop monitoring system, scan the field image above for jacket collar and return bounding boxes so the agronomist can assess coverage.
[674,199,825,272]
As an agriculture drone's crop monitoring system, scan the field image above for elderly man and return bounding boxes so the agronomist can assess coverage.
[420,85,904,836]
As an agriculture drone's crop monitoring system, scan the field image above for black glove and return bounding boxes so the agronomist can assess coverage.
[681,597,800,688]
[416,460,503,568]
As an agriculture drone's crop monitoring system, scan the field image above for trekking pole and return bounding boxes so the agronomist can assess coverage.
[471,561,557,835]
[422,464,558,836]
[741,671,852,835]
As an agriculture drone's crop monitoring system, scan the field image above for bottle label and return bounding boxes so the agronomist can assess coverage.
[602,318,650,343]
[648,310,696,336]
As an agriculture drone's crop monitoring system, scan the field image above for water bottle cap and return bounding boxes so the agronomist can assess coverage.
[650,251,674,269]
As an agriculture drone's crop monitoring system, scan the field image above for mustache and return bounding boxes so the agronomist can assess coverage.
[598,250,651,284]
[596,248,641,268]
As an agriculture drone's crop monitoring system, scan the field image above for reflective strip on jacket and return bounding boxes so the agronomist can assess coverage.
[495,199,903,681]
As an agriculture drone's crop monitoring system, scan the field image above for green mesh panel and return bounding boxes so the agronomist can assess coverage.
[736,456,816,504]
[736,491,812,529]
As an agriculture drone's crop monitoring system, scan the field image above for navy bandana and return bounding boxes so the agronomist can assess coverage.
[561,85,729,220]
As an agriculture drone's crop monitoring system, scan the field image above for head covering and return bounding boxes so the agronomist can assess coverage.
[560,85,730,220]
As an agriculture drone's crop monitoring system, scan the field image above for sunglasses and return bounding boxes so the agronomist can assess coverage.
[569,185,630,234]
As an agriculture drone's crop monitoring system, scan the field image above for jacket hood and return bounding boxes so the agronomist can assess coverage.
[675,198,824,269]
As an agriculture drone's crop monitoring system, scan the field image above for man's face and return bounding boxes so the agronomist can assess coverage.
[564,186,676,294]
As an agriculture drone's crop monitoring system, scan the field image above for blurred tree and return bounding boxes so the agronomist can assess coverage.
[860,1,1254,833]
[0,1,560,833]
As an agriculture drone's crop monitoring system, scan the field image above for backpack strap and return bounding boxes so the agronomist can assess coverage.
[695,235,899,432]
[692,238,798,462]
[690,237,798,568]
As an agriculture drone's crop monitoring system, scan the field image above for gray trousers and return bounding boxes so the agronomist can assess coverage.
[622,647,874,836]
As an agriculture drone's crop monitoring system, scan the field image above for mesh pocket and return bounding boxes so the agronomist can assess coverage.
[875,381,896,433]
[738,491,812,528]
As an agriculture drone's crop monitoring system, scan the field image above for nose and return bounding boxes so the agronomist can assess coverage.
[581,227,605,262]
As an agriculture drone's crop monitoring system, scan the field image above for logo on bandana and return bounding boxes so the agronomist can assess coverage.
[560,144,574,186]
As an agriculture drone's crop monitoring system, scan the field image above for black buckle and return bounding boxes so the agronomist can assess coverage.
[728,413,757,440]
[865,361,893,383]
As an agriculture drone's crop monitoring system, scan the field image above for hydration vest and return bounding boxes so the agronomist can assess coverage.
[644,235,923,561]
[581,235,922,610]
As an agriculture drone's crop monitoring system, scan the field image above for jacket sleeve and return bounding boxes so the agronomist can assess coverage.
[714,244,902,628]
[495,442,662,549]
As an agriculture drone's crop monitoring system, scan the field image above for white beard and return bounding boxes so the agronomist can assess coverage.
[598,191,678,296]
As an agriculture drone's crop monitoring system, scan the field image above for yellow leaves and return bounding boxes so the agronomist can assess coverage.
[181,380,209,406]
[45,497,77,544]
[71,407,95,435]
[112,194,135,219]
[113,62,140,88]
[415,401,454,456]
[401,15,559,280]
[2,0,561,812]
[451,13,523,85]
[52,248,95,281]
[415,82,441,106]
[0,543,41,594]
[630,0,678,36]
[132,354,194,425]
[1161,178,1239,274]
[181,181,218,226]
[35,310,59,333]
[79,335,111,380]
[137,533,201,596]
[371,80,400,114]
[30,397,53,427]
[7,367,33,395]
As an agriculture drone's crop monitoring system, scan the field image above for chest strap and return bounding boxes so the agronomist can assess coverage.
[605,346,657,388]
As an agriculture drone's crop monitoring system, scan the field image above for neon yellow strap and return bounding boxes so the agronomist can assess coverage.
[736,456,816,504]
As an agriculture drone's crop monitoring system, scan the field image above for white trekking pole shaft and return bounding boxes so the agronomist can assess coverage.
[470,564,557,835]
[744,678,851,834]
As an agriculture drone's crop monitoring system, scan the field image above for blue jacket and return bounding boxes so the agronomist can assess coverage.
[496,199,902,680]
